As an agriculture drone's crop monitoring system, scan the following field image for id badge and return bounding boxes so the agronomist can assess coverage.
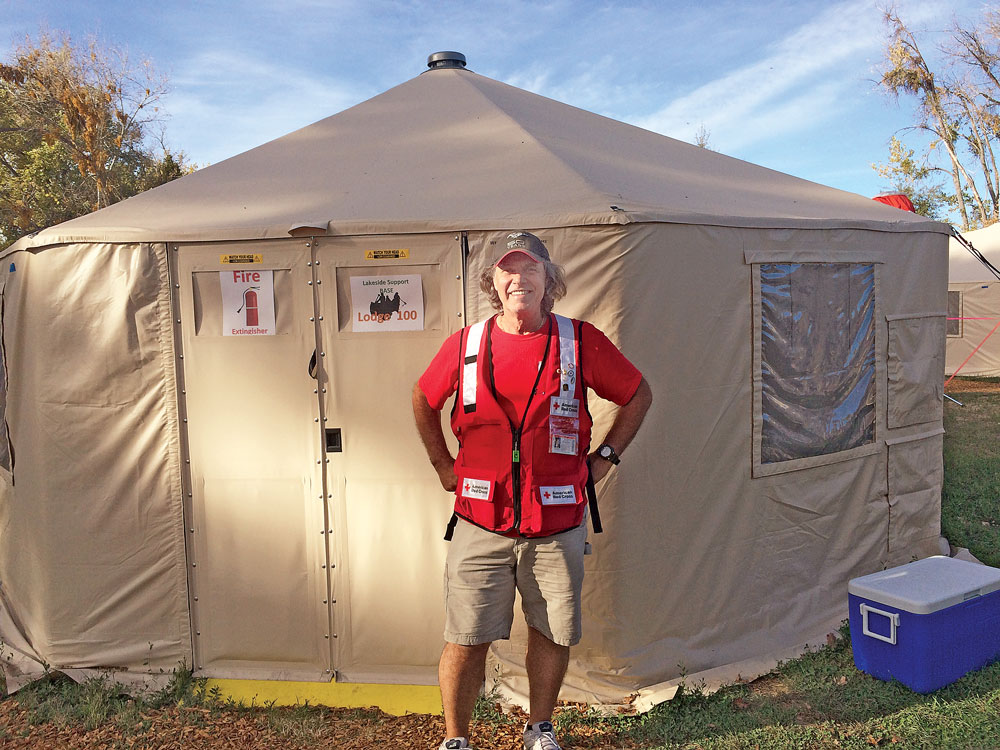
[549,411,580,456]
[549,431,578,455]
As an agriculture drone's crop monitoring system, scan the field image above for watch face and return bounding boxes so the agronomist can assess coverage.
[598,445,619,464]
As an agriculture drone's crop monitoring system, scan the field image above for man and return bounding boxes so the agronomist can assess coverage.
[413,231,652,750]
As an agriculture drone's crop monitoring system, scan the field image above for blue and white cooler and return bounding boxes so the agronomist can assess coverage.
[848,555,1000,693]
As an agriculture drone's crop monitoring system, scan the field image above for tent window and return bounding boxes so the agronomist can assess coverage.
[759,262,876,465]
[947,291,962,337]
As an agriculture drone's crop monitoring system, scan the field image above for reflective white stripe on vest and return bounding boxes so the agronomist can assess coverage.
[461,315,577,411]
[462,320,487,412]
[555,314,577,394]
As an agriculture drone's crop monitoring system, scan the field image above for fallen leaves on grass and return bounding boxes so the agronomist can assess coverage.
[944,377,1000,394]
[0,697,641,750]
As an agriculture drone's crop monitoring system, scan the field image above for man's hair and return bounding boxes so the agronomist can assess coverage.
[478,258,568,316]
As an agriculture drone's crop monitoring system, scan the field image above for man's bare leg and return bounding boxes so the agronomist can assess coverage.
[440,641,492,739]
[526,627,570,724]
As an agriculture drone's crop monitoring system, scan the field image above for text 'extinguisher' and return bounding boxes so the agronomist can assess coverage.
[238,287,260,327]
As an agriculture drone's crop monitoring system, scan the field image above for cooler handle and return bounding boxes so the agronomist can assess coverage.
[860,603,900,645]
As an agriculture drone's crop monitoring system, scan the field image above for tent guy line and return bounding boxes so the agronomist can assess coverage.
[944,317,1000,389]
[947,222,1000,379]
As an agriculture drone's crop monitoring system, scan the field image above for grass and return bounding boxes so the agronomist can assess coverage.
[7,667,388,746]
[541,388,1000,748]
[11,665,212,732]
[5,383,1000,748]
[942,392,1000,567]
[543,623,1000,748]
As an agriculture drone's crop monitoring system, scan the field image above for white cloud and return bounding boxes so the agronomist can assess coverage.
[625,0,957,151]
[630,0,880,144]
[163,49,368,166]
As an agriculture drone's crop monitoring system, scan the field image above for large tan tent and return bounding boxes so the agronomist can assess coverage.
[0,53,950,709]
[947,223,1000,377]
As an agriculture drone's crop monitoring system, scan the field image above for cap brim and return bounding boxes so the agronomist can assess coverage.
[495,249,544,266]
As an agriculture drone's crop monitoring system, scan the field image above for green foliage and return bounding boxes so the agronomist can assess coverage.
[0,33,190,247]
[872,136,955,220]
[471,687,516,726]
[12,663,210,733]
[144,661,209,709]
[877,9,1000,229]
[16,673,140,731]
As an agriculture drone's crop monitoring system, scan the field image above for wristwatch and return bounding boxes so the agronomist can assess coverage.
[596,444,620,465]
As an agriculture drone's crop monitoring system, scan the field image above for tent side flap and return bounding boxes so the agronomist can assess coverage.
[0,242,191,674]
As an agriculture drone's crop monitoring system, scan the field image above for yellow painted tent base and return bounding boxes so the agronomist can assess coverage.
[205,678,443,716]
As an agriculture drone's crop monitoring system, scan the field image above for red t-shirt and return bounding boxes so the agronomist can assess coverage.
[419,316,642,422]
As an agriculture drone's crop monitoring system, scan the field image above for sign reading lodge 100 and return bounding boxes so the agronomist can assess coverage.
[350,274,424,332]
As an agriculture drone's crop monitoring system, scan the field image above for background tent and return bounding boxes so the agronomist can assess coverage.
[0,53,950,709]
[947,223,1000,377]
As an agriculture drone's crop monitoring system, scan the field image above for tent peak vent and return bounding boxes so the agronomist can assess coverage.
[426,51,467,70]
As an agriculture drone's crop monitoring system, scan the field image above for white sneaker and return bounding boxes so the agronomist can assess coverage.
[439,739,473,750]
[523,721,562,750]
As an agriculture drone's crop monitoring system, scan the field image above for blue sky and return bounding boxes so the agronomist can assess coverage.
[0,0,990,202]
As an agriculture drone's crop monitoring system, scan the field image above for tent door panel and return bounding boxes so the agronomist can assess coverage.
[314,233,464,682]
[176,241,331,679]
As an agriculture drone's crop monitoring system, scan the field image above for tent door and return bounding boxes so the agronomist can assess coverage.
[313,233,464,683]
[175,240,331,680]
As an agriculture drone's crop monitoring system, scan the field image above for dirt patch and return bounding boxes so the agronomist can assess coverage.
[747,674,791,699]
[747,675,822,725]
[945,377,1000,394]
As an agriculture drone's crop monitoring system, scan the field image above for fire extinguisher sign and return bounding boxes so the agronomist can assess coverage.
[220,269,276,336]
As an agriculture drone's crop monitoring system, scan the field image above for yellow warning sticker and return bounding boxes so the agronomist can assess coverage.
[220,254,263,264]
[365,249,410,260]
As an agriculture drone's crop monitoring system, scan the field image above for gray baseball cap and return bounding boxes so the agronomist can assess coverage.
[494,231,550,265]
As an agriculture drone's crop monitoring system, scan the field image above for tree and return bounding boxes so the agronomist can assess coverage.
[877,8,1000,229]
[872,136,954,221]
[949,10,1000,223]
[0,33,188,246]
[694,124,713,150]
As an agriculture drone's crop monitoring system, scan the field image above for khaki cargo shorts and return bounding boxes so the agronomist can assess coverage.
[443,517,587,647]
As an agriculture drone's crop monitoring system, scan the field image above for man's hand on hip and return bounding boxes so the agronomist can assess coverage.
[436,461,458,492]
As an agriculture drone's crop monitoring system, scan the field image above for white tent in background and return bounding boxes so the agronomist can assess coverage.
[0,52,950,711]
[948,223,1000,377]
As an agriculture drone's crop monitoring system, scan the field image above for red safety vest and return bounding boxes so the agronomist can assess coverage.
[450,314,593,537]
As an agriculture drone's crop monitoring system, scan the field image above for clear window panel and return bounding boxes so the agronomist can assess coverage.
[760,263,876,464]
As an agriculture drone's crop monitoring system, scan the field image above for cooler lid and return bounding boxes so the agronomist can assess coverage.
[848,556,1000,614]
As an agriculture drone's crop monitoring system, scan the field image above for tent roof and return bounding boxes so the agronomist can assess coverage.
[950,223,1000,283]
[9,64,945,252]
